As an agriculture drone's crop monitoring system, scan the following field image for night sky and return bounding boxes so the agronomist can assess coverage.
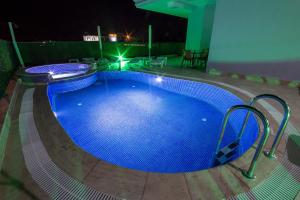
[0,0,187,42]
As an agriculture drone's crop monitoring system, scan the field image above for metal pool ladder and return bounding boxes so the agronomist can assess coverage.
[214,105,270,179]
[238,94,291,159]
[214,94,290,179]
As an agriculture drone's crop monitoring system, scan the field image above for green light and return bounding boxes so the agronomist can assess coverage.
[117,55,128,70]
[114,48,130,70]
[121,61,128,69]
[118,55,123,61]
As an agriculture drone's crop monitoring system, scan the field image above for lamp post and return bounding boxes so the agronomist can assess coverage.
[148,25,152,66]
[118,56,123,71]
[97,26,103,59]
[8,22,25,68]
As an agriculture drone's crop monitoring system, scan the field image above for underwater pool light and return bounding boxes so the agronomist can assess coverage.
[155,77,163,83]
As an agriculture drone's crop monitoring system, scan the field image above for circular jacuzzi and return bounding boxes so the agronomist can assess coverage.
[19,63,91,83]
[26,63,90,78]
[47,71,259,173]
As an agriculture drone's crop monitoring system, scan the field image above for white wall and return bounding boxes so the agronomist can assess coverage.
[208,0,300,80]
[185,4,215,51]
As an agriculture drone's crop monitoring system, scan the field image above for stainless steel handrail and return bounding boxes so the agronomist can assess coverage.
[215,105,270,179]
[238,94,291,159]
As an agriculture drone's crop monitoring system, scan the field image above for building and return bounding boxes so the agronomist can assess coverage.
[133,0,300,81]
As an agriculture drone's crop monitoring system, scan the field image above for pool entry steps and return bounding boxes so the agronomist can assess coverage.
[242,94,291,159]
[215,94,290,179]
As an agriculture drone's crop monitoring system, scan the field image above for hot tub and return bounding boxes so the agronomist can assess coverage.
[19,63,91,83]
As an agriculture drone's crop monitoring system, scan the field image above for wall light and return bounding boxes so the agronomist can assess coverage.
[109,33,117,42]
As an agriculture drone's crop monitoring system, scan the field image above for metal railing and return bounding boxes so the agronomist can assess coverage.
[238,94,291,159]
[215,105,270,179]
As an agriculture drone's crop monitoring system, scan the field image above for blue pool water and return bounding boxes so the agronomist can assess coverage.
[48,72,259,173]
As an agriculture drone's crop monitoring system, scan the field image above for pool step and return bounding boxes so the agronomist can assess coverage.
[215,140,239,165]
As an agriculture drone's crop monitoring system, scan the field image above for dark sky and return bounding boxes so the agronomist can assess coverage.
[0,0,187,42]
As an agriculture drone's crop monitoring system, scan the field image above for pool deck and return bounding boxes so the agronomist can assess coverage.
[0,66,299,199]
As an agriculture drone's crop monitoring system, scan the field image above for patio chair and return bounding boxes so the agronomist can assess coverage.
[95,58,110,70]
[150,57,168,68]
[127,57,147,68]
[68,58,80,63]
[97,58,109,65]
[181,50,193,67]
[82,57,96,64]
[193,48,209,69]
[82,57,97,67]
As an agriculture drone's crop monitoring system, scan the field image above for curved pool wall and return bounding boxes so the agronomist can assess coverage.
[47,71,259,173]
[47,73,98,109]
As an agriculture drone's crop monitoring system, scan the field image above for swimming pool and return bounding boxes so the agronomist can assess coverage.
[47,72,259,173]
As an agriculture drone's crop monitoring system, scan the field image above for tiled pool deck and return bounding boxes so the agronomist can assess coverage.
[0,66,299,199]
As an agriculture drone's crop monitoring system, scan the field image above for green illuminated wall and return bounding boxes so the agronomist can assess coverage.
[208,0,300,80]
[134,0,216,52]
[185,4,215,51]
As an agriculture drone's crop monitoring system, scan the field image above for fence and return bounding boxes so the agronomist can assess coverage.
[18,41,185,66]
